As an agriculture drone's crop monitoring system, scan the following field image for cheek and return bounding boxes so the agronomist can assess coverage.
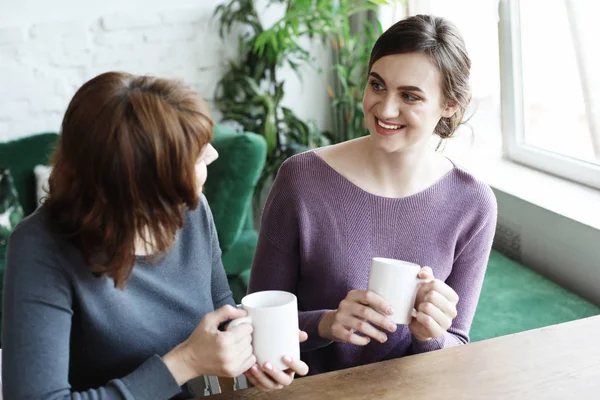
[405,104,432,125]
[195,162,207,186]
[362,90,375,113]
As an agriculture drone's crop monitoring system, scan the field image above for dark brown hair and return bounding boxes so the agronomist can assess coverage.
[368,14,472,139]
[45,72,213,288]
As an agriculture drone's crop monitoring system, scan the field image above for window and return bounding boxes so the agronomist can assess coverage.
[500,0,600,189]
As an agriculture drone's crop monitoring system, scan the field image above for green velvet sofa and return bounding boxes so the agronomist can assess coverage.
[0,123,266,320]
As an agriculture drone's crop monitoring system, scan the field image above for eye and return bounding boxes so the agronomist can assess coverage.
[401,92,421,102]
[369,80,385,92]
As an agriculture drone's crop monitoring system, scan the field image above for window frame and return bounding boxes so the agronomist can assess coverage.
[499,0,600,189]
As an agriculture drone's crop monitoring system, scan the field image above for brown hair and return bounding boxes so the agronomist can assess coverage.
[45,72,213,288]
[368,14,472,139]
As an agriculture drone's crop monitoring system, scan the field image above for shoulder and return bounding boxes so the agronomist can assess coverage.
[451,160,497,210]
[278,150,322,177]
[449,164,497,216]
[185,194,215,232]
[8,208,60,254]
[6,207,71,278]
[276,139,363,188]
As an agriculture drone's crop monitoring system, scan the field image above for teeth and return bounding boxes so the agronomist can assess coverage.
[377,119,403,130]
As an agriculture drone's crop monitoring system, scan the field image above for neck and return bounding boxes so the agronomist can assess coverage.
[134,227,157,256]
[365,136,439,197]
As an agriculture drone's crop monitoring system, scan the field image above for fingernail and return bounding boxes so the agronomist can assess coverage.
[283,356,293,363]
[387,307,394,315]
[388,323,396,332]
[250,365,258,373]
[380,336,387,343]
[264,363,273,371]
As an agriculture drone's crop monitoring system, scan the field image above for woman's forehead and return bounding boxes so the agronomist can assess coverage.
[370,53,442,94]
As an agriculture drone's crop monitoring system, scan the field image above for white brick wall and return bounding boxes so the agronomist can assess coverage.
[0,1,332,143]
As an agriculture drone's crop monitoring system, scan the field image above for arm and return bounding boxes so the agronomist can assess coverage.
[1,224,182,400]
[411,200,498,354]
[248,162,332,352]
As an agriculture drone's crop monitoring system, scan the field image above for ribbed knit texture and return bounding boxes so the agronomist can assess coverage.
[249,151,497,375]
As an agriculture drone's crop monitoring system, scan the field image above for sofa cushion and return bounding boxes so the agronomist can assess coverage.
[205,124,266,252]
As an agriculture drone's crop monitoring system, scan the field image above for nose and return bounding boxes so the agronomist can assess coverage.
[378,94,401,120]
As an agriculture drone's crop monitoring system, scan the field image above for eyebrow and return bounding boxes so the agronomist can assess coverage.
[369,72,425,93]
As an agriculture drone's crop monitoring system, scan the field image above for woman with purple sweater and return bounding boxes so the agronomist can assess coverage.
[247,14,497,378]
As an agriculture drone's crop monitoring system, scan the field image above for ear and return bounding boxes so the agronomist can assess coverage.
[441,100,459,119]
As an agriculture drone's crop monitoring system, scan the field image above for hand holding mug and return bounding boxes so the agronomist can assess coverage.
[163,305,255,385]
[228,291,308,391]
[244,330,309,391]
[409,266,459,342]
[317,290,397,346]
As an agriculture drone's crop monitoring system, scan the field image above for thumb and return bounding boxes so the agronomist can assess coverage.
[418,266,434,280]
[204,305,247,327]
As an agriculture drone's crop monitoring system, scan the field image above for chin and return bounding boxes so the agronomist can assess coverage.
[368,131,413,154]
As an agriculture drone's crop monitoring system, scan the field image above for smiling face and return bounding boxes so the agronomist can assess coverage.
[362,52,458,154]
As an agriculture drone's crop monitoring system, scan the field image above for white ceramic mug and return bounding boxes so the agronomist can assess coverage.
[367,257,431,324]
[228,290,300,371]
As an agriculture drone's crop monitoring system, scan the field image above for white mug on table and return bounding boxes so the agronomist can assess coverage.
[368,257,432,324]
[228,290,300,371]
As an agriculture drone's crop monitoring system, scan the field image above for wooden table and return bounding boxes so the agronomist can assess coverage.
[208,316,600,399]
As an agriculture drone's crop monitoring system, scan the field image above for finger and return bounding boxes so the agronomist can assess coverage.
[428,280,459,305]
[244,371,259,388]
[347,290,393,315]
[424,289,458,319]
[338,313,389,343]
[245,366,273,392]
[299,330,308,343]
[247,364,283,391]
[330,322,371,346]
[415,310,445,338]
[238,350,257,375]
[346,301,397,333]
[225,322,254,343]
[208,305,248,326]
[282,356,309,376]
[233,337,254,363]
[418,266,434,280]
[262,362,294,386]
[227,332,253,364]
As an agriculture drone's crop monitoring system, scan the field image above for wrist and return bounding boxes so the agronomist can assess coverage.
[317,310,335,340]
[411,331,433,342]
[162,343,199,386]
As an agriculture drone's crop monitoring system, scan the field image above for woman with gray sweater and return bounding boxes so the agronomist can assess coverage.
[2,72,307,399]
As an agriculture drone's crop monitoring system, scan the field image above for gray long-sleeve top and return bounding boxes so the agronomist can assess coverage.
[2,195,235,399]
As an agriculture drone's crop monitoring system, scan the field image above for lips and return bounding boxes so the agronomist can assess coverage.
[374,117,406,136]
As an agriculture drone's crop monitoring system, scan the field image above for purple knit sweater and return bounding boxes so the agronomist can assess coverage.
[248,150,497,375]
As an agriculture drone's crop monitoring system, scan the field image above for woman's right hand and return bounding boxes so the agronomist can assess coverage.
[317,290,397,346]
[163,305,255,385]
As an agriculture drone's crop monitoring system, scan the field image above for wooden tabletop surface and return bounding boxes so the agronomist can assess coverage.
[207,315,600,400]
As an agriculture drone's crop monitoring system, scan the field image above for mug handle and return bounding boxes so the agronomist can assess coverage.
[227,316,252,330]
[410,277,434,318]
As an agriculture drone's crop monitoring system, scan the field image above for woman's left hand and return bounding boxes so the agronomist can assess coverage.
[409,267,459,342]
[243,331,309,391]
